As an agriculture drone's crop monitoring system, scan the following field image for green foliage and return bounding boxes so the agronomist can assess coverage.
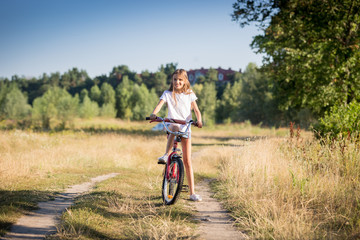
[233,0,360,117]
[216,63,279,125]
[206,68,218,82]
[57,93,79,128]
[216,81,242,122]
[60,68,89,89]
[0,62,290,126]
[159,62,178,84]
[1,85,31,120]
[0,82,10,118]
[130,84,158,120]
[100,82,116,107]
[315,101,360,139]
[90,85,101,105]
[233,0,360,124]
[193,82,217,125]
[79,95,99,119]
[32,87,79,129]
[80,89,89,103]
[116,76,133,119]
[239,63,276,124]
[110,65,136,80]
[100,103,117,118]
[151,71,167,96]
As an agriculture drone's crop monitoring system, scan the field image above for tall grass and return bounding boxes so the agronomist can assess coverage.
[0,123,168,237]
[215,136,360,239]
[0,129,163,190]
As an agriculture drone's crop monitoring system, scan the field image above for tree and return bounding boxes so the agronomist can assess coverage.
[79,94,99,119]
[90,85,101,105]
[110,65,135,80]
[0,82,9,118]
[239,63,271,124]
[100,103,117,118]
[49,72,61,86]
[160,62,178,84]
[57,92,79,128]
[60,68,88,89]
[116,76,133,119]
[151,71,167,96]
[193,82,217,125]
[130,84,158,120]
[232,0,360,116]
[2,85,31,120]
[206,68,218,82]
[32,87,78,129]
[216,80,242,122]
[98,83,116,118]
[80,89,89,103]
[100,82,116,106]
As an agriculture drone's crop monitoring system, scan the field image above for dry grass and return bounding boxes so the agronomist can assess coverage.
[4,118,348,239]
[213,136,360,239]
[0,122,169,237]
[49,172,196,240]
[0,130,163,189]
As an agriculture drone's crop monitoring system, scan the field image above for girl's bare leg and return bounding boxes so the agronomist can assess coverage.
[164,124,179,155]
[181,137,195,195]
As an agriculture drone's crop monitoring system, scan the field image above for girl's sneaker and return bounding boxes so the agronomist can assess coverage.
[158,154,168,164]
[190,194,202,202]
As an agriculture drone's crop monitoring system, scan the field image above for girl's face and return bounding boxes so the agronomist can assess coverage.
[173,74,185,92]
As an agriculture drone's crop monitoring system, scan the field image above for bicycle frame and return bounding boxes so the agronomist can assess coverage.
[149,116,194,177]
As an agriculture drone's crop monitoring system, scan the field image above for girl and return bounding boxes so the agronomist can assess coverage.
[150,69,203,202]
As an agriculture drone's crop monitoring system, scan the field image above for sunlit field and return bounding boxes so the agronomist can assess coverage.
[1,118,358,239]
[213,136,360,239]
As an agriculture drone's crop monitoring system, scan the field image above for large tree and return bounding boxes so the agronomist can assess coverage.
[232,0,360,115]
[2,85,31,120]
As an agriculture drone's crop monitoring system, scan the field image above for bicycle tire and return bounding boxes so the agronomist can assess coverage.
[162,156,184,205]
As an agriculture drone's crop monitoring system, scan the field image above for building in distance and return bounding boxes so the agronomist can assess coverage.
[187,67,241,85]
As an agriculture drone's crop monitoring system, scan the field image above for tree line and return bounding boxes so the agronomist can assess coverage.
[0,62,306,130]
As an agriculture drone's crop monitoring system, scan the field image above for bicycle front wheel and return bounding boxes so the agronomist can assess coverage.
[162,156,184,205]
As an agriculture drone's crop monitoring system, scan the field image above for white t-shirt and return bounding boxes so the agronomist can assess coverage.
[160,90,198,132]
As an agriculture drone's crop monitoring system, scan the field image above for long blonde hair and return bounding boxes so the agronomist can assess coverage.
[168,69,192,105]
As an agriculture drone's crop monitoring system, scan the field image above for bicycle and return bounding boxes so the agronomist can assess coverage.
[146,116,197,205]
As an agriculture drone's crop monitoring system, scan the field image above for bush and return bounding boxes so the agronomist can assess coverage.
[314,101,360,139]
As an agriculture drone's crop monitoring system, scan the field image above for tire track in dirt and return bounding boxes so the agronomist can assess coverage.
[2,173,119,240]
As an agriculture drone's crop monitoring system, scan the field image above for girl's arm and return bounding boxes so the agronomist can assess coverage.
[191,101,203,128]
[150,99,165,120]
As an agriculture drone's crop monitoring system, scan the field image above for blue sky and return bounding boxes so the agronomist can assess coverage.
[0,0,263,79]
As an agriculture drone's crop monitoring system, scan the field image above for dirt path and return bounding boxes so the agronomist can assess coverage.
[190,179,248,240]
[2,173,119,240]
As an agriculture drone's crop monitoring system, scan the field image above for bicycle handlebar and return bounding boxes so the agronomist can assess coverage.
[146,116,198,136]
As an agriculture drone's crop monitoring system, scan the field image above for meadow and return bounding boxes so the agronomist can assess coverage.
[0,118,359,239]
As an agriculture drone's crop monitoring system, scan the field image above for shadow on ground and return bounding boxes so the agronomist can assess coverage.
[0,190,57,236]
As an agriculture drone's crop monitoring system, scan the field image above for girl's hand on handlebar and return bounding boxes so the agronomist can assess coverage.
[196,120,203,128]
[150,113,157,120]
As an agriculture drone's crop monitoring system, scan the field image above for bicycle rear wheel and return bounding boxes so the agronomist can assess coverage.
[162,156,184,205]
